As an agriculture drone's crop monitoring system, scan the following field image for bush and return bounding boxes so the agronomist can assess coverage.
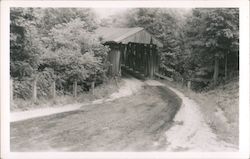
[31,18,110,96]
[13,69,55,100]
[36,68,55,98]
[13,79,33,100]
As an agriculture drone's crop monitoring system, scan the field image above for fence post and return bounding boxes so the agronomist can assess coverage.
[187,80,192,90]
[10,78,13,101]
[91,81,95,95]
[51,80,56,99]
[181,78,184,88]
[73,80,77,98]
[32,76,37,103]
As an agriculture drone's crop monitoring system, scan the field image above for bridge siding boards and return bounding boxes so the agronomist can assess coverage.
[107,44,121,76]
[95,27,162,78]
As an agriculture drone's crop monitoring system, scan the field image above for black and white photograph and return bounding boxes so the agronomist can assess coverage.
[1,0,250,158]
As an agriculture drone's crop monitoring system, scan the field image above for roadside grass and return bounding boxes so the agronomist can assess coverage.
[11,78,124,112]
[159,78,239,146]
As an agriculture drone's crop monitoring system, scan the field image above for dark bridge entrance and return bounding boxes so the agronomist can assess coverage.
[95,27,163,79]
[105,42,159,79]
[121,42,159,78]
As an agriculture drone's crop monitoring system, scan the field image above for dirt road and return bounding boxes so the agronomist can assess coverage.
[146,80,237,151]
[10,79,180,151]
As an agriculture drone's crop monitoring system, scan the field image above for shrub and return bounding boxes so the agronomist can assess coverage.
[13,78,33,100]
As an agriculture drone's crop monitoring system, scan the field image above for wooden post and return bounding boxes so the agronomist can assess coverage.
[117,48,121,76]
[154,46,159,73]
[51,80,56,99]
[149,45,154,78]
[124,45,128,67]
[143,44,148,76]
[73,80,77,98]
[187,81,191,90]
[146,44,150,77]
[91,81,95,95]
[32,76,37,103]
[132,44,136,71]
[181,78,184,88]
[10,78,13,101]
[127,43,130,68]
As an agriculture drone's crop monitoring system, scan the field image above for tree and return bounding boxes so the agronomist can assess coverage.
[40,18,109,91]
[36,8,97,34]
[183,8,239,86]
[10,8,44,79]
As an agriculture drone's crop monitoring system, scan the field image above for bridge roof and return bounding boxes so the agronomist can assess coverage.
[95,27,163,47]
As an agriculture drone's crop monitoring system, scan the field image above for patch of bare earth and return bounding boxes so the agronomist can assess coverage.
[10,80,180,151]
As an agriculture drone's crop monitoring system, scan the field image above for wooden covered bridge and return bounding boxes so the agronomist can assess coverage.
[95,27,163,79]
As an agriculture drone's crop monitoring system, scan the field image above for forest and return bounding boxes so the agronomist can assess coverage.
[10,8,239,99]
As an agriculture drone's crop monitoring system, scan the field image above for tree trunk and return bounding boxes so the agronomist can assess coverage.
[213,56,219,86]
[224,51,228,80]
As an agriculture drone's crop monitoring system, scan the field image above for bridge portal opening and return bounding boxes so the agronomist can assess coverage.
[95,27,163,79]
[106,42,159,79]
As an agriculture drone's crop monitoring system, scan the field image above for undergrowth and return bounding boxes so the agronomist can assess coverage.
[11,78,123,112]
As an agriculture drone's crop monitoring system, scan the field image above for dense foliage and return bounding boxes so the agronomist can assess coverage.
[10,8,109,99]
[183,8,239,88]
[10,8,43,79]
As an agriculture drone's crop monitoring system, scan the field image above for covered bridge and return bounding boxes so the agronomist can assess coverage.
[95,27,163,78]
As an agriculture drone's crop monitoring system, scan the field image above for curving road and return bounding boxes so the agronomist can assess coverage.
[10,78,180,151]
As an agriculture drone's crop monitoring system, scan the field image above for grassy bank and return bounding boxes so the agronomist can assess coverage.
[159,78,239,146]
[11,78,124,112]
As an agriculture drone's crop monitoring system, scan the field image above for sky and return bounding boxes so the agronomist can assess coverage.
[93,8,128,19]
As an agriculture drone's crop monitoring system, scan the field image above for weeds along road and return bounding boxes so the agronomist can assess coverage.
[10,79,181,151]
